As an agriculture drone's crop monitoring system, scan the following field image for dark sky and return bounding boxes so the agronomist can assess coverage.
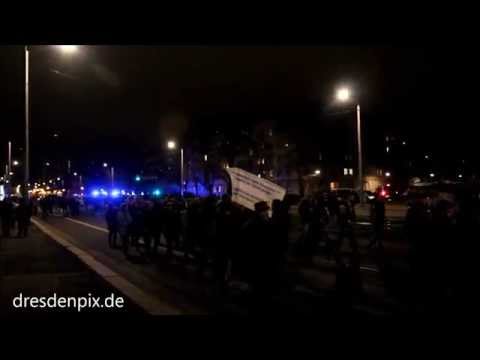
[0,46,468,176]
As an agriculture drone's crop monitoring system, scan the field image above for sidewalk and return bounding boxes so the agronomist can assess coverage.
[0,225,144,316]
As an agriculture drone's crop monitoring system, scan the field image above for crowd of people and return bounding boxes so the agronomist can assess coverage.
[0,197,33,239]
[104,194,291,299]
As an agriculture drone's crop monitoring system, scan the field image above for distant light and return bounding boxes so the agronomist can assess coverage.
[257,174,261,178]
[91,190,100,197]
[167,140,176,150]
[380,190,387,197]
[336,87,351,102]
[140,192,145,196]
[225,164,229,169]
[385,172,391,177]
[314,169,321,175]
[62,188,66,192]
[49,180,53,184]
[386,146,390,153]
[430,173,435,178]
[80,186,84,191]
[111,189,120,198]
[57,177,61,181]
[153,189,161,196]
[103,163,108,168]
[9,172,13,176]
[425,155,429,160]
[285,143,289,148]
[386,183,391,187]
[27,183,31,187]
[6,180,9,183]
[135,175,141,182]
[204,154,208,162]
[13,160,19,166]
[402,141,406,146]
[42,182,46,186]
[46,186,50,190]
[58,45,78,54]
[73,172,78,176]
[131,191,136,196]
[121,190,126,195]
[458,174,463,179]
[53,133,59,138]
[45,162,50,166]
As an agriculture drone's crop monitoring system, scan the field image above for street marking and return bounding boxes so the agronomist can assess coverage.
[65,217,186,258]
[32,218,183,315]
[360,266,379,273]
[65,217,109,233]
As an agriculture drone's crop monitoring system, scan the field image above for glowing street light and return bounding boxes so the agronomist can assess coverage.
[314,169,321,175]
[335,85,364,203]
[167,140,183,196]
[336,88,351,102]
[103,162,108,168]
[458,174,463,179]
[385,172,391,177]
[58,45,78,54]
[73,172,78,176]
[13,160,19,166]
[430,173,435,178]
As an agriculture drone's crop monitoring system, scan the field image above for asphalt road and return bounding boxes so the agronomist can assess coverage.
[34,210,412,316]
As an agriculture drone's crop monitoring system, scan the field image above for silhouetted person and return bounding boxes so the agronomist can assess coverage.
[184,199,201,261]
[163,198,182,260]
[1,199,14,238]
[243,201,274,311]
[368,195,386,249]
[196,196,217,275]
[105,203,119,248]
[148,200,164,256]
[118,203,132,257]
[16,199,33,238]
[213,195,237,295]
[271,199,290,288]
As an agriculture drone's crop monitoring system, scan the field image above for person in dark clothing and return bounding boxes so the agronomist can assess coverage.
[163,198,182,260]
[243,201,274,310]
[184,198,201,261]
[105,203,119,248]
[16,199,33,238]
[196,196,217,275]
[148,200,164,256]
[1,199,14,238]
[213,195,237,295]
[368,195,386,249]
[271,199,290,288]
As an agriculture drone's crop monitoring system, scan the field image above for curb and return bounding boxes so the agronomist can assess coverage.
[31,218,183,315]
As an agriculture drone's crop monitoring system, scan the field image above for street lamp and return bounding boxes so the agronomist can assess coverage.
[13,160,19,166]
[58,45,78,54]
[336,86,364,204]
[167,140,176,150]
[24,45,79,196]
[167,139,184,197]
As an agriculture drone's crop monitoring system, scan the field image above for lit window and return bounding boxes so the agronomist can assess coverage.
[349,168,353,175]
[344,168,348,175]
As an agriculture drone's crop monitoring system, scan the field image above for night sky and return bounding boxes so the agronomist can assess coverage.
[0,46,468,178]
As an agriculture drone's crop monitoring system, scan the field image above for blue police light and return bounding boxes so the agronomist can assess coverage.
[111,189,120,198]
[91,190,100,197]
[153,189,162,196]
[135,175,141,182]
[121,190,126,195]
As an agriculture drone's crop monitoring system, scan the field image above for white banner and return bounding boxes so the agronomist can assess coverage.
[226,167,286,211]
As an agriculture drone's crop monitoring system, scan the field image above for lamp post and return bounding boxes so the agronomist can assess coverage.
[167,140,184,197]
[24,45,79,196]
[336,87,364,204]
